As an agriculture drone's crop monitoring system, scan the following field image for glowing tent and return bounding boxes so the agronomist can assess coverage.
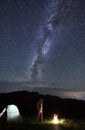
[7,104,22,123]
[0,104,22,124]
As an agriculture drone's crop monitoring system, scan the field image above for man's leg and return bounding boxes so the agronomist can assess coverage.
[41,112,43,121]
[37,110,41,121]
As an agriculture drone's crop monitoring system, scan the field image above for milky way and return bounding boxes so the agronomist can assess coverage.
[0,0,85,96]
[27,0,67,81]
[27,7,54,81]
[27,0,85,83]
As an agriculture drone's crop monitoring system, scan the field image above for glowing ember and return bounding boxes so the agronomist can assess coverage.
[53,114,59,124]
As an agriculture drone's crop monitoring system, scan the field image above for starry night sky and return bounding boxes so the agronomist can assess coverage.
[0,0,85,99]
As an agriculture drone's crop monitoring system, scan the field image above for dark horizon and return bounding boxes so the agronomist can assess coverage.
[0,80,85,100]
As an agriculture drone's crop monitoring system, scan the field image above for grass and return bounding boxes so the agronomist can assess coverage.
[59,118,85,130]
[1,117,85,130]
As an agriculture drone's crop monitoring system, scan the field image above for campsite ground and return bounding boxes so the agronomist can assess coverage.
[1,117,85,130]
[0,91,85,130]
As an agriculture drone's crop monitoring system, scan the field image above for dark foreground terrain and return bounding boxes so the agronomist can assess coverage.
[1,117,85,130]
[0,91,85,119]
[0,91,85,130]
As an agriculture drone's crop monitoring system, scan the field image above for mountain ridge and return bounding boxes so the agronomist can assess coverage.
[0,90,85,119]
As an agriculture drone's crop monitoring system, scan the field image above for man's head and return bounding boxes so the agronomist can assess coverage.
[40,98,43,103]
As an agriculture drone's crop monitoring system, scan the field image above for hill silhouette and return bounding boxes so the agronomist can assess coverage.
[0,91,85,119]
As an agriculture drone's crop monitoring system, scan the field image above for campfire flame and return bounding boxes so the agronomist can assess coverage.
[53,114,59,124]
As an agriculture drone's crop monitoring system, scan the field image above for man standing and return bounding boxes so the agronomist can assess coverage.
[37,98,43,122]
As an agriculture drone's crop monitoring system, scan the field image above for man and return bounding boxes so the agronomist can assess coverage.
[37,98,43,122]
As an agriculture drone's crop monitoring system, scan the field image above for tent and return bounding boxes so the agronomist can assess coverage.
[0,104,22,124]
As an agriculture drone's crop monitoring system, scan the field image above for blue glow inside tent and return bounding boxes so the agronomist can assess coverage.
[7,104,22,123]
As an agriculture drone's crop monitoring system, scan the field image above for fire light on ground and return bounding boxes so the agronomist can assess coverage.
[53,114,59,124]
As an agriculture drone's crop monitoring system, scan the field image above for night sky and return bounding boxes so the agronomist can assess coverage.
[0,0,85,100]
